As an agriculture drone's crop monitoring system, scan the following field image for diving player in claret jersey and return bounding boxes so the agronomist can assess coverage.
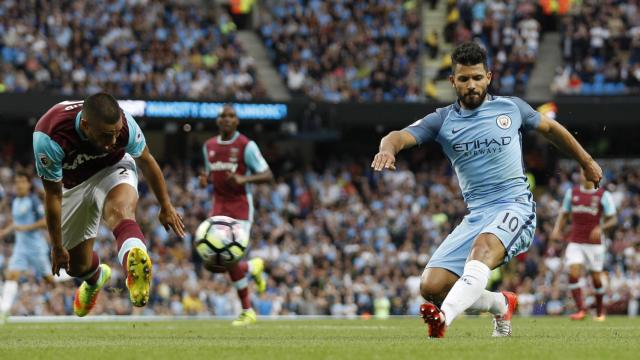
[0,172,51,323]
[551,168,617,321]
[372,42,603,338]
[199,104,273,326]
[33,93,185,317]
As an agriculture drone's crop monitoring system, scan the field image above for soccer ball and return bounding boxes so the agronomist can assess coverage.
[194,216,248,266]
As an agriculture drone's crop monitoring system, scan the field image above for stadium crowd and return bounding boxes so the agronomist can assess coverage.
[258,0,423,102]
[552,0,640,95]
[430,0,541,97]
[0,0,265,100]
[1,156,639,319]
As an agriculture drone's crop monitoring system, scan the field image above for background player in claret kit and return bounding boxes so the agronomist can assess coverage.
[0,172,51,322]
[33,93,185,317]
[371,42,602,338]
[551,168,617,321]
[199,104,273,326]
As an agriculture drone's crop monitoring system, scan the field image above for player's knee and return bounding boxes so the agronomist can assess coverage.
[420,277,447,305]
[469,234,504,267]
[568,265,582,279]
[6,271,20,281]
[103,203,135,228]
[591,273,603,288]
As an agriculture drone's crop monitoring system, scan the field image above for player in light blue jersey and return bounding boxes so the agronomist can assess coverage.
[372,42,602,338]
[0,172,51,322]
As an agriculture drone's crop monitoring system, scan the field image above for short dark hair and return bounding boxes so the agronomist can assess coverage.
[451,42,488,72]
[219,103,236,116]
[83,92,121,124]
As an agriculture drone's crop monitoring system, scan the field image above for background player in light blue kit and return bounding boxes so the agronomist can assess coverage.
[0,171,51,322]
[371,42,602,338]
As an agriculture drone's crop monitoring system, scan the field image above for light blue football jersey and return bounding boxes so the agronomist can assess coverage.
[404,95,541,210]
[11,195,48,253]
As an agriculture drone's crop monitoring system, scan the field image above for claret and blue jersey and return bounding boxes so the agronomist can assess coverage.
[32,101,146,189]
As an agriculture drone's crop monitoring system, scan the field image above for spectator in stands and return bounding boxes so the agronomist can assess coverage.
[259,0,423,102]
[426,0,541,97]
[553,1,640,95]
[0,1,265,100]
[425,31,440,59]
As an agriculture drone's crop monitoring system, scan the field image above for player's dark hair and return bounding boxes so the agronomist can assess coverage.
[451,42,488,72]
[220,103,235,116]
[83,92,121,125]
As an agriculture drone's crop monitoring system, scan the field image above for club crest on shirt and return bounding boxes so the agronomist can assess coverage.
[496,115,512,129]
[209,150,215,158]
[230,148,239,162]
[38,153,51,168]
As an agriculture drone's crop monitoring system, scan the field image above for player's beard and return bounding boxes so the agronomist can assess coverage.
[88,139,115,153]
[457,87,487,109]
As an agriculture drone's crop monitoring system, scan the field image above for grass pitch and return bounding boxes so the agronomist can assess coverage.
[1,316,638,360]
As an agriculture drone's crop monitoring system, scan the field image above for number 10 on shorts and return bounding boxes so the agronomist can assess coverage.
[497,211,520,233]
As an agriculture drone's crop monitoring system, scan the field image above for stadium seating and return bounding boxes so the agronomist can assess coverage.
[258,0,423,102]
[0,1,265,99]
[553,1,640,95]
[425,0,540,97]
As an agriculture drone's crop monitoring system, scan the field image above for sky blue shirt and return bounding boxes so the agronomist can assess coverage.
[11,195,48,252]
[404,95,541,209]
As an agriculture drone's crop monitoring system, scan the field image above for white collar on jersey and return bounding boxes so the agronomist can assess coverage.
[217,131,239,144]
[579,185,599,193]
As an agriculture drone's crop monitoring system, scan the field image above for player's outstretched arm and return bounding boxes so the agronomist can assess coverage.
[226,169,274,186]
[135,146,186,238]
[244,169,274,184]
[198,171,208,188]
[42,179,69,276]
[550,211,569,242]
[371,130,417,171]
[536,114,602,187]
[601,215,617,233]
[13,218,46,232]
[0,220,15,239]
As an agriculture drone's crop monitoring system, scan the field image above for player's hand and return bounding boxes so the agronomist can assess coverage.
[226,172,246,186]
[589,225,602,243]
[0,225,15,238]
[581,158,603,188]
[199,172,208,188]
[371,150,396,171]
[51,245,69,277]
[159,204,186,238]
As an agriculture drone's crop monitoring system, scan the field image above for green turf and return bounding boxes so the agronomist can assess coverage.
[1,317,638,360]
